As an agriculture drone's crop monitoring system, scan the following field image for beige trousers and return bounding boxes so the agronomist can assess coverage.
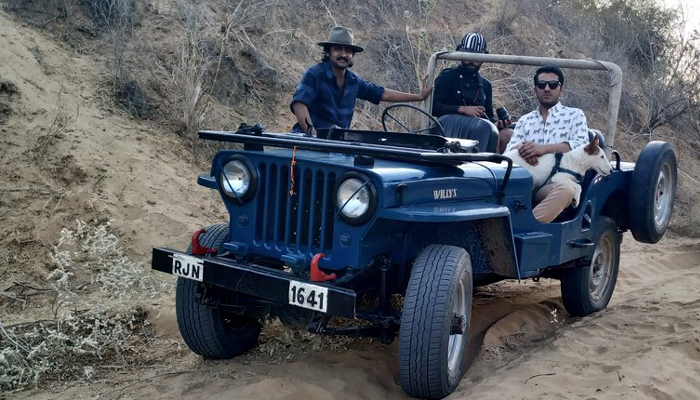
[533,182,576,223]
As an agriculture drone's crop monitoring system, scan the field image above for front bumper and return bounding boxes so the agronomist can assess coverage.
[151,247,357,318]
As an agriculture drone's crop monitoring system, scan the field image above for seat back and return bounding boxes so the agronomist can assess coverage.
[588,129,606,149]
[435,114,498,153]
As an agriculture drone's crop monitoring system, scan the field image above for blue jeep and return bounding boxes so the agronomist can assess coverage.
[152,53,676,399]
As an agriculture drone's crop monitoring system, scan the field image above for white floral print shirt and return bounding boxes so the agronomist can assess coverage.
[505,102,589,152]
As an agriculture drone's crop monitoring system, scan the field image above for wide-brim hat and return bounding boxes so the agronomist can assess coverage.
[317,26,364,53]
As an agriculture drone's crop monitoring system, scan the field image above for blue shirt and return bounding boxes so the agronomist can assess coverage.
[290,61,385,132]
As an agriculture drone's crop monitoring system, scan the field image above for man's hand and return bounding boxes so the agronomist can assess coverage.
[306,125,318,138]
[417,84,433,101]
[516,141,545,166]
[496,119,512,131]
[457,105,486,118]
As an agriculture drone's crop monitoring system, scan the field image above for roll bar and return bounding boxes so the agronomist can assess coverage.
[424,52,623,148]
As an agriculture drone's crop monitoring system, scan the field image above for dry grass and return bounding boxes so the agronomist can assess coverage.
[0,220,170,392]
[245,318,371,364]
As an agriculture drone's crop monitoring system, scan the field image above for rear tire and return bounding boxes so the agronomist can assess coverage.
[561,217,621,317]
[628,141,677,244]
[398,245,473,400]
[176,224,262,359]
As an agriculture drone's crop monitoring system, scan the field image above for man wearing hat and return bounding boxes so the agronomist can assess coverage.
[432,32,513,153]
[290,26,432,136]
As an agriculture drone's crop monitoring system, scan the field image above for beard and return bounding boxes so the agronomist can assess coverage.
[537,94,559,108]
[461,62,481,74]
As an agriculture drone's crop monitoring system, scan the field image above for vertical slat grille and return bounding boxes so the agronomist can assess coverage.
[255,162,335,255]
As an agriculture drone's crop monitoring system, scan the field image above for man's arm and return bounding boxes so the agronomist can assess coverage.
[291,102,316,136]
[381,85,432,102]
[566,109,590,150]
[484,80,494,121]
[289,67,319,134]
[505,113,529,152]
[517,141,571,158]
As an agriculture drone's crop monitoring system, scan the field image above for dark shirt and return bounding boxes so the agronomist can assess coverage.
[290,61,385,132]
[432,65,494,121]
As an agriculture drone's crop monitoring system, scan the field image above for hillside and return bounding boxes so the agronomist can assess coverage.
[1,0,699,399]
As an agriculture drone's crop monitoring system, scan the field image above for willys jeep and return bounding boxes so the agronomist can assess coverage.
[151,52,677,399]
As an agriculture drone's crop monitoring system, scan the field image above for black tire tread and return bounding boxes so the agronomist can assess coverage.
[176,223,261,359]
[399,244,472,399]
[628,141,677,244]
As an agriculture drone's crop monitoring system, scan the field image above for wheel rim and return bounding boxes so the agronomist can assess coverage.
[654,162,674,231]
[447,274,468,374]
[589,234,614,303]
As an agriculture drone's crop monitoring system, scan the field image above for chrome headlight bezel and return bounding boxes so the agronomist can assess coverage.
[219,155,257,203]
[335,172,377,225]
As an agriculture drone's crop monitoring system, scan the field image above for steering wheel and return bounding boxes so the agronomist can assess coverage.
[381,103,446,137]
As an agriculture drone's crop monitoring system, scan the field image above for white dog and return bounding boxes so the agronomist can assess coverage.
[504,133,612,208]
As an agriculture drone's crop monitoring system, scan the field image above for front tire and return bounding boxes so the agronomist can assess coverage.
[176,224,262,359]
[561,217,621,317]
[399,245,473,400]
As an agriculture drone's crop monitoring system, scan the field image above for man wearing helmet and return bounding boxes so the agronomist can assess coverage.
[432,32,513,153]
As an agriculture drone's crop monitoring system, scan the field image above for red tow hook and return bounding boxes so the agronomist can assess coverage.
[190,229,217,255]
[310,253,337,282]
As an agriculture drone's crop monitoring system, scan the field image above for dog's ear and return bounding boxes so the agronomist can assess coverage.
[585,134,599,155]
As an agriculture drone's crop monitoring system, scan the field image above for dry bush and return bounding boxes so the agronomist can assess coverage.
[247,318,368,364]
[0,308,148,391]
[169,0,217,152]
[48,220,168,302]
[0,220,169,392]
[162,0,287,158]
[82,0,150,118]
[31,88,80,165]
[84,0,140,81]
[556,0,700,136]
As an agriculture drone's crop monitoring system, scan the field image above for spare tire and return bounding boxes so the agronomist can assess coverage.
[628,141,677,244]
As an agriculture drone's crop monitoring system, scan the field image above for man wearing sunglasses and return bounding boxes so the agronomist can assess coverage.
[505,65,590,223]
[432,32,513,153]
[290,26,432,137]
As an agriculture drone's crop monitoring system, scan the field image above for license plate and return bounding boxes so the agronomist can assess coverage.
[172,254,204,282]
[288,281,328,313]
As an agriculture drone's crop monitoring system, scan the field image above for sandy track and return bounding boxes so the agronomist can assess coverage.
[12,236,699,400]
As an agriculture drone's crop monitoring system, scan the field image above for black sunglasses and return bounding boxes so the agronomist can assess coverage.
[536,80,561,90]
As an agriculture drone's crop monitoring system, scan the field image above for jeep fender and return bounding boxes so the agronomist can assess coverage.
[376,201,520,280]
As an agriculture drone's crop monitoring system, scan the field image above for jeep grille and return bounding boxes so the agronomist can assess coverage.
[255,163,336,254]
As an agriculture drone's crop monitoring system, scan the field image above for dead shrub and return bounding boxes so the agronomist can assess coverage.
[0,220,170,392]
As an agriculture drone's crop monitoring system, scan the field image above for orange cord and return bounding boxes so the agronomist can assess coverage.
[290,146,297,195]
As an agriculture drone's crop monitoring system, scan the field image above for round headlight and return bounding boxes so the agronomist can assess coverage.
[220,159,251,200]
[337,177,371,220]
